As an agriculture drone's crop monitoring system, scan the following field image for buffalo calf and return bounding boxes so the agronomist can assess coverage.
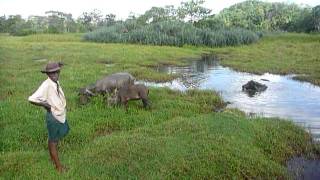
[117,84,149,109]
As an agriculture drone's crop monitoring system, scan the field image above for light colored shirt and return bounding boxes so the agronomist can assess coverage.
[28,78,67,123]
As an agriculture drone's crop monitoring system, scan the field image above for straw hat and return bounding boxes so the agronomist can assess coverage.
[41,62,63,73]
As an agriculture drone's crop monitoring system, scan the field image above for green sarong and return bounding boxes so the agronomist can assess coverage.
[46,112,69,142]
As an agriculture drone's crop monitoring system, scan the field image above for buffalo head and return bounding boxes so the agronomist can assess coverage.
[78,87,95,105]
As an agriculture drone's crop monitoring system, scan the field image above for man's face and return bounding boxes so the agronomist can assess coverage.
[47,70,60,82]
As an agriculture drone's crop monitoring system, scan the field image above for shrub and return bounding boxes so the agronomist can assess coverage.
[84,20,260,47]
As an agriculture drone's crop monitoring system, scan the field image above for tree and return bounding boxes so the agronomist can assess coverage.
[195,15,226,30]
[177,0,212,23]
[103,14,116,26]
[286,7,312,32]
[164,5,178,19]
[137,6,179,24]
[138,7,166,24]
[265,3,302,30]
[63,13,77,32]
[217,0,306,31]
[28,15,48,33]
[78,9,103,31]
[5,15,37,35]
[0,15,7,32]
[45,11,68,33]
[6,15,26,34]
[311,5,320,31]
[77,12,92,32]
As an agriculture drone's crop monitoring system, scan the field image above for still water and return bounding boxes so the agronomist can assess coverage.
[139,58,320,140]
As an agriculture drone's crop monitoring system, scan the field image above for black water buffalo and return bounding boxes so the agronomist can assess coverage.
[116,84,150,109]
[242,80,267,97]
[79,72,135,104]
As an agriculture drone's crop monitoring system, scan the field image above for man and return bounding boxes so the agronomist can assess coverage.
[28,62,69,172]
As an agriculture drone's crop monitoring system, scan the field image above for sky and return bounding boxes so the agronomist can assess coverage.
[0,0,319,20]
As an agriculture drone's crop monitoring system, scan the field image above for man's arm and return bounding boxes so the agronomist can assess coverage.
[29,101,51,112]
[28,79,51,111]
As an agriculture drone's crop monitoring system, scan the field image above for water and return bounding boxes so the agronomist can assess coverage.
[287,157,320,180]
[139,58,320,140]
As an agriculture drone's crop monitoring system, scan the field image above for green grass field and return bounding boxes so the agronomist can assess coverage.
[213,33,320,85]
[0,33,318,179]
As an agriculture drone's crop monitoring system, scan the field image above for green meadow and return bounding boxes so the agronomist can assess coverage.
[214,33,320,85]
[0,33,319,179]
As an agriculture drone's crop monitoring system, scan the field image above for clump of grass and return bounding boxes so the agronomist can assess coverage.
[84,21,260,47]
[53,114,314,179]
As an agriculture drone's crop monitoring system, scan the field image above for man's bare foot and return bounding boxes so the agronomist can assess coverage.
[56,165,68,173]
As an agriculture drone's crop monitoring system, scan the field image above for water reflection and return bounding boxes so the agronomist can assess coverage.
[139,57,320,140]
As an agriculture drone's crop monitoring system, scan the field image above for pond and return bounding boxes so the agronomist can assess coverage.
[139,56,320,140]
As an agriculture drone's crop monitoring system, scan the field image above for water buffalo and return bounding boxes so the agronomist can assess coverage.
[242,80,267,97]
[79,72,135,104]
[116,84,150,109]
[79,83,96,104]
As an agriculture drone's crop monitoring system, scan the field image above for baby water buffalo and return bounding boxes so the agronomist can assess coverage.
[79,72,135,104]
[117,84,150,109]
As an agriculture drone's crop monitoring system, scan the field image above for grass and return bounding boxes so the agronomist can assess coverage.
[84,21,259,47]
[213,33,320,85]
[0,33,318,179]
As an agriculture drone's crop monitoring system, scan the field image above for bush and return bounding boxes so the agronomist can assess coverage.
[83,20,260,47]
[9,23,36,36]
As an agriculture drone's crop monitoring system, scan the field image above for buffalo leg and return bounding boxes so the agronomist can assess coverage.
[142,98,149,108]
[121,99,128,111]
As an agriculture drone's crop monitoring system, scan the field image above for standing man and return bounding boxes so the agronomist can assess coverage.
[28,62,69,172]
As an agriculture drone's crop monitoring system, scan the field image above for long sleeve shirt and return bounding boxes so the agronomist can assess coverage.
[28,78,67,123]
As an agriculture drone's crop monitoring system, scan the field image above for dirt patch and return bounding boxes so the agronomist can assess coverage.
[96,59,115,67]
[32,57,47,62]
[95,129,114,136]
[96,59,113,65]
[93,125,121,137]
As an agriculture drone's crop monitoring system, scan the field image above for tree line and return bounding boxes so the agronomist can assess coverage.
[196,0,320,32]
[0,9,118,35]
[0,0,319,36]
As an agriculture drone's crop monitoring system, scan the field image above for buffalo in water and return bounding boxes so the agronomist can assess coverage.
[79,72,135,104]
[242,80,267,97]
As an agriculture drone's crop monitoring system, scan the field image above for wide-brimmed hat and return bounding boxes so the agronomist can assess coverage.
[41,62,63,73]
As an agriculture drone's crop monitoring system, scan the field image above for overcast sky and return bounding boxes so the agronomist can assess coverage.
[1,0,319,20]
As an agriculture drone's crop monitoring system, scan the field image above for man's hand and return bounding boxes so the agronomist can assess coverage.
[43,103,51,112]
[29,101,51,112]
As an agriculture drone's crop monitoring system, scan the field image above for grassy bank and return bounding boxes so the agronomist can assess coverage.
[213,33,320,85]
[0,33,316,179]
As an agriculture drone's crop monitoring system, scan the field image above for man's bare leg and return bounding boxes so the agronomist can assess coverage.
[48,141,64,172]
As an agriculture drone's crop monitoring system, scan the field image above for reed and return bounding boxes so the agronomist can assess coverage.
[84,21,260,47]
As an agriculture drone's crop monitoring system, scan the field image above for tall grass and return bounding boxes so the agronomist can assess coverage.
[84,21,260,47]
